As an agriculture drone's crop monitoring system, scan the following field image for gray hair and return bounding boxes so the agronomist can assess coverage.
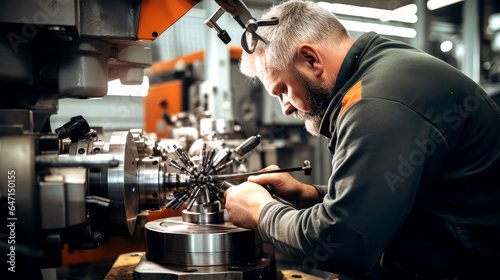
[240,0,350,77]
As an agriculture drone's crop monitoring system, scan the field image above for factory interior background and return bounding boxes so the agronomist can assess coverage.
[51,0,500,189]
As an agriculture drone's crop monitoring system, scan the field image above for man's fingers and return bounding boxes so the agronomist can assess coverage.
[260,165,280,172]
[224,181,275,229]
[247,165,281,184]
[224,186,231,199]
[248,174,276,185]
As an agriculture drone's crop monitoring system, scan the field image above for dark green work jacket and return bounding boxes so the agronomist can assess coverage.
[258,32,500,279]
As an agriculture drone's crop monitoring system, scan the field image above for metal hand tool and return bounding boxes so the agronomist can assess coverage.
[206,160,311,181]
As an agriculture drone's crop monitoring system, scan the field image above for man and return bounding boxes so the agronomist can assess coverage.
[224,0,500,279]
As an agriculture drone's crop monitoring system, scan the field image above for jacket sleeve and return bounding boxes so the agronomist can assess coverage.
[311,184,328,198]
[258,98,452,275]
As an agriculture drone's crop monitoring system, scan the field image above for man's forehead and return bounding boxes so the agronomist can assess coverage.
[255,56,268,76]
[255,56,278,83]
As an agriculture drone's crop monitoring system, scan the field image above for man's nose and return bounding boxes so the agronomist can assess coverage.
[280,94,286,115]
[280,95,293,116]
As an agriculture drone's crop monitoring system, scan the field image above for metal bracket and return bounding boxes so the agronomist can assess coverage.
[205,7,231,44]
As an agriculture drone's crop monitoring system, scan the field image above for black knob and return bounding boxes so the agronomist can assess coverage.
[55,115,90,142]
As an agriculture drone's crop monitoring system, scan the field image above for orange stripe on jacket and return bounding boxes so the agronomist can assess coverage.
[339,80,362,119]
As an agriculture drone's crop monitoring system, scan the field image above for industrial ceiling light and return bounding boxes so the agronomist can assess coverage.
[317,2,418,38]
[318,2,418,24]
[440,40,454,52]
[339,19,417,38]
[427,0,464,11]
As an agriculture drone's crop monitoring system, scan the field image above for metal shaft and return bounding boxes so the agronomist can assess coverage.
[208,163,311,181]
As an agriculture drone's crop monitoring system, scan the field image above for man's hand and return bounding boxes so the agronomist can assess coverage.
[224,182,275,229]
[247,165,321,208]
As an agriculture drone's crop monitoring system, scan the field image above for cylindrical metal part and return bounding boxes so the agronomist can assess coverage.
[201,143,207,166]
[165,173,191,191]
[173,144,191,168]
[235,134,261,156]
[182,201,224,224]
[167,158,185,172]
[171,192,189,210]
[181,150,194,167]
[211,148,231,168]
[186,186,202,211]
[137,156,163,210]
[203,186,211,206]
[204,149,216,173]
[164,192,181,209]
[145,217,261,266]
[215,159,233,172]
[220,181,236,190]
[106,131,139,235]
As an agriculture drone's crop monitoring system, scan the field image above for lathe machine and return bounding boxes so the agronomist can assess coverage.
[0,1,287,279]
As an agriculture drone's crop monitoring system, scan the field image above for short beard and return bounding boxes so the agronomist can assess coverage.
[292,71,333,136]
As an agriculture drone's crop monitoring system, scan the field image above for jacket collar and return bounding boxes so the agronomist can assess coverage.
[319,32,380,138]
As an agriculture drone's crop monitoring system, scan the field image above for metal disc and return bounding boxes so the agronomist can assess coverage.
[145,217,262,266]
[106,131,139,235]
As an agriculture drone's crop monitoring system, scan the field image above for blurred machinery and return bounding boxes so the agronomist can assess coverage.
[0,0,292,279]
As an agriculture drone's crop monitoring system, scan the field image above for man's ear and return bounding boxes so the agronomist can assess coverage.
[296,44,324,77]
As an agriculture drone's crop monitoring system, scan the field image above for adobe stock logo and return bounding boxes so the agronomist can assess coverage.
[7,0,72,54]
[383,89,488,192]
[292,234,341,271]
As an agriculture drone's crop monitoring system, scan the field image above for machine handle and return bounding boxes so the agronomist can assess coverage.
[207,160,311,181]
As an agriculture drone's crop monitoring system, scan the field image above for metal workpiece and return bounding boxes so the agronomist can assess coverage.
[182,201,225,224]
[35,154,119,168]
[215,159,234,173]
[203,149,216,173]
[68,136,92,157]
[235,134,261,156]
[144,217,262,266]
[106,131,140,235]
[138,157,165,210]
[211,148,232,169]
[50,129,306,238]
[165,173,192,191]
[159,134,311,213]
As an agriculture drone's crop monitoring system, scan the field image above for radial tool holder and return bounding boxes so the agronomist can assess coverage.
[139,135,311,279]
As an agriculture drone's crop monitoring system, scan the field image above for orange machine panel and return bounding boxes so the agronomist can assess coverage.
[150,47,243,74]
[228,45,244,60]
[151,51,205,74]
[138,0,201,41]
[144,81,183,138]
